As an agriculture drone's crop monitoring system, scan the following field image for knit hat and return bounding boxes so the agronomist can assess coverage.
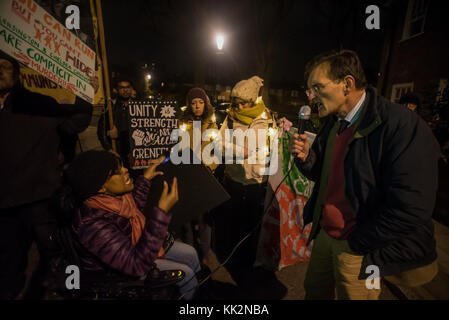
[65,150,120,200]
[187,87,210,105]
[399,92,422,111]
[0,50,21,82]
[231,76,264,102]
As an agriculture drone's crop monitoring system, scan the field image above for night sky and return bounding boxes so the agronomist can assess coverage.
[102,0,389,90]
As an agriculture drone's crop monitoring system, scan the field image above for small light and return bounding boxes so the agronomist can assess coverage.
[180,106,187,111]
[146,74,151,80]
[263,146,269,156]
[180,124,187,131]
[208,131,218,140]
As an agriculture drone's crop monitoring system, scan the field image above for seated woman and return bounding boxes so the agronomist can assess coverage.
[64,150,201,300]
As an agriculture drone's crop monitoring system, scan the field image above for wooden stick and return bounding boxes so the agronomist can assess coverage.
[94,0,116,151]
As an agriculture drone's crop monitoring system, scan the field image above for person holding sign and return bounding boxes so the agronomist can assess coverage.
[178,87,218,264]
[179,87,218,171]
[0,51,95,299]
[65,151,201,300]
[97,79,135,162]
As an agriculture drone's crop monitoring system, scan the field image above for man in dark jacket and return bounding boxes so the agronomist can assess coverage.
[97,79,134,163]
[0,52,94,299]
[290,50,439,299]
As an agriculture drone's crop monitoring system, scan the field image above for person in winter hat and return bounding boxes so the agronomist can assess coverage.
[214,75,278,270]
[65,150,202,300]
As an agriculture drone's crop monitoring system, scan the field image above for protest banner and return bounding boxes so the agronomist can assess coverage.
[20,66,76,104]
[128,100,179,169]
[255,130,316,271]
[0,0,95,103]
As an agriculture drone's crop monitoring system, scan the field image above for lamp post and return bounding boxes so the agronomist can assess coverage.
[215,33,224,104]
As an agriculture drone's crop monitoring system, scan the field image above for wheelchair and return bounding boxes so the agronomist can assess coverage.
[45,224,185,300]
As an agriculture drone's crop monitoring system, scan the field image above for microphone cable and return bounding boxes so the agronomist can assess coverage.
[177,144,300,300]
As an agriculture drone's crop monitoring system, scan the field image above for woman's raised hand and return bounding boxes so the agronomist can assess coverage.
[158,177,179,213]
[143,156,165,180]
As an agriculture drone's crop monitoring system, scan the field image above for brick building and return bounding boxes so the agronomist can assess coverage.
[377,0,449,120]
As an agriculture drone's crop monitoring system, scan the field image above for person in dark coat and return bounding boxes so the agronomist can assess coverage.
[0,51,94,299]
[97,79,134,163]
[65,151,201,300]
[290,50,440,299]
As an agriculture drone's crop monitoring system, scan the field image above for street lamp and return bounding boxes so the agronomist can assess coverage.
[216,34,224,51]
[146,74,151,80]
[214,33,225,104]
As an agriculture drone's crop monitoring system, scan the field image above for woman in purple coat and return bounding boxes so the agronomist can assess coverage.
[65,150,201,299]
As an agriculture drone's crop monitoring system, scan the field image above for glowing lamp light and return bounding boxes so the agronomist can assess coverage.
[180,124,187,132]
[180,106,187,112]
[216,34,224,50]
[208,131,218,140]
[263,146,270,156]
[146,74,151,80]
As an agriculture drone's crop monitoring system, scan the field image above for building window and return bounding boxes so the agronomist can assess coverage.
[401,0,429,41]
[391,82,414,103]
[436,79,448,102]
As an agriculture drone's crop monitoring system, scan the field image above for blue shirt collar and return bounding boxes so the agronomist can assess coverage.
[339,91,366,126]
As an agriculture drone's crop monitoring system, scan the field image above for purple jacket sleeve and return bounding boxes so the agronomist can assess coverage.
[77,205,172,277]
[132,175,152,211]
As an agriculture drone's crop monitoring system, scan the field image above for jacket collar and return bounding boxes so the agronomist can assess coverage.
[351,86,382,139]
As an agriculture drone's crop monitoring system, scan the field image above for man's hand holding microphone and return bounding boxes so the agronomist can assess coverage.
[289,105,311,163]
[290,133,310,163]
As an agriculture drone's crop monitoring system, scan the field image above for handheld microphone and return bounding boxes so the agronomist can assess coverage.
[297,105,311,135]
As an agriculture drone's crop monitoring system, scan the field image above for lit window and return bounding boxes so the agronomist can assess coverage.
[391,82,414,103]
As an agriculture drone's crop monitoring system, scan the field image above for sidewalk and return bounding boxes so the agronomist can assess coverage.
[204,250,397,300]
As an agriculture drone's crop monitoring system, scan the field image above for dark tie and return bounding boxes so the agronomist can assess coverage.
[338,120,350,134]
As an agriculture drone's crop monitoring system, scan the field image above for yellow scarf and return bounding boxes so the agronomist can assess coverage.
[228,99,266,125]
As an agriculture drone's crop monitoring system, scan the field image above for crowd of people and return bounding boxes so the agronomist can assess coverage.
[0,48,444,300]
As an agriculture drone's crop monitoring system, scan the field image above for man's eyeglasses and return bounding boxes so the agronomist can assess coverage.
[306,81,334,96]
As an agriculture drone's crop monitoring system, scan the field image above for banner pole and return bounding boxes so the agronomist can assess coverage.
[94,0,116,152]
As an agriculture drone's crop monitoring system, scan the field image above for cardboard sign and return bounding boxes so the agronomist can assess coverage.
[0,0,95,103]
[146,154,231,236]
[128,100,179,169]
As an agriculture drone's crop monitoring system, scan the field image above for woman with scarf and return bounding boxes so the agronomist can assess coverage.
[178,88,218,265]
[214,76,277,269]
[65,150,201,300]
